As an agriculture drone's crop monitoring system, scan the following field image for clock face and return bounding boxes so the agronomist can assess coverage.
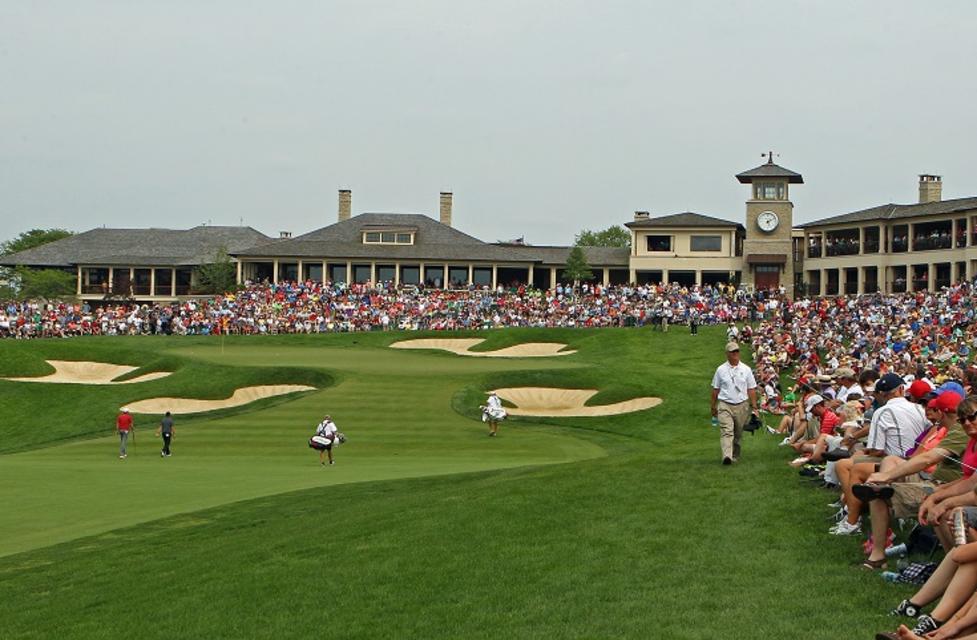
[757,211,780,232]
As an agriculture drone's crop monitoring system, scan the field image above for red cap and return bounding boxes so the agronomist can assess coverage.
[908,379,935,399]
[928,391,963,413]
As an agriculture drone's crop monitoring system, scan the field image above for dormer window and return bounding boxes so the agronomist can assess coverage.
[362,229,415,245]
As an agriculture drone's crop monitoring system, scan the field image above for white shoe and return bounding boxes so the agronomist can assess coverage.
[830,519,861,535]
[766,426,778,435]
[779,437,792,447]
[789,456,811,467]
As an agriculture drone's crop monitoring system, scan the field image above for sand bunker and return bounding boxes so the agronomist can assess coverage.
[390,338,575,357]
[125,385,315,414]
[4,360,172,385]
[494,387,662,417]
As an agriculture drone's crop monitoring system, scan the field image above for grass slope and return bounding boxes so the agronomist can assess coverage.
[0,327,914,639]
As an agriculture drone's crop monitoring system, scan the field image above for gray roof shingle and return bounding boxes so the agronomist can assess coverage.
[799,196,977,228]
[736,161,804,184]
[0,226,270,268]
[238,214,630,266]
[625,211,743,230]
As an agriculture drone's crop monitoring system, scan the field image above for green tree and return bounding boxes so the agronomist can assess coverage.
[563,246,593,283]
[1,228,74,256]
[14,267,76,300]
[574,225,631,249]
[1,229,75,298]
[195,246,238,295]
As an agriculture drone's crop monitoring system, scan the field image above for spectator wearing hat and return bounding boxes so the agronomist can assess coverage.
[116,407,133,460]
[831,367,862,406]
[855,391,965,569]
[710,341,759,465]
[789,394,840,465]
[830,373,929,536]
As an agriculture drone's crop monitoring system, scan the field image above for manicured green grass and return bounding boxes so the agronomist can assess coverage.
[0,327,916,638]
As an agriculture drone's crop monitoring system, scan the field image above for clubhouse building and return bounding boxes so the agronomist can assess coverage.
[2,158,975,301]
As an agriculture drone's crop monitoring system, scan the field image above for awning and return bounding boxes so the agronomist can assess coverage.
[746,254,787,265]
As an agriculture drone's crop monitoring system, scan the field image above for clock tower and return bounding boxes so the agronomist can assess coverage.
[736,153,803,296]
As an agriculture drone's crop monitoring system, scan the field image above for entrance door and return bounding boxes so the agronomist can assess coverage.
[754,264,780,291]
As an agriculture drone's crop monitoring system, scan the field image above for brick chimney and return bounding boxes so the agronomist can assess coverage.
[634,211,650,221]
[919,175,942,204]
[338,189,352,222]
[439,192,453,227]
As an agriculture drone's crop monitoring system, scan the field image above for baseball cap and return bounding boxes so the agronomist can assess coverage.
[833,367,856,380]
[725,342,740,352]
[907,379,935,400]
[938,381,966,398]
[928,391,963,413]
[875,373,905,393]
[804,394,825,412]
[121,407,130,413]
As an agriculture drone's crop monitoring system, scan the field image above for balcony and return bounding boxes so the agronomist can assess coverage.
[807,244,823,259]
[825,241,860,256]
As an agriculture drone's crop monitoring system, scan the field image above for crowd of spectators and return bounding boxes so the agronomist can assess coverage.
[0,280,779,339]
[749,282,977,639]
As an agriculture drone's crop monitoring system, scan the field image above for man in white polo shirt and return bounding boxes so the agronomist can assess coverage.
[711,341,759,465]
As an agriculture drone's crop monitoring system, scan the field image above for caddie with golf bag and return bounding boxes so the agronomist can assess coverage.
[308,414,345,466]
[480,390,508,437]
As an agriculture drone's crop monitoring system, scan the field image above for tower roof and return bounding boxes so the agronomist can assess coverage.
[736,158,804,184]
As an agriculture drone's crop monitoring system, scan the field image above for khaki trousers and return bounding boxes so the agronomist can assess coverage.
[717,400,750,461]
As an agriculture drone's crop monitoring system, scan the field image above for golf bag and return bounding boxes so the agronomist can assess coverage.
[481,406,508,423]
[308,432,346,451]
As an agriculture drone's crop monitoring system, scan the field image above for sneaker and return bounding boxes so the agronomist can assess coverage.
[329,460,335,465]
[912,614,940,635]
[828,499,844,508]
[766,425,778,435]
[830,519,861,535]
[890,599,921,618]
[161,452,165,457]
[790,456,812,467]
[779,437,792,447]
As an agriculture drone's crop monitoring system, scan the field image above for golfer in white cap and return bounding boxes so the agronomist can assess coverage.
[710,341,759,465]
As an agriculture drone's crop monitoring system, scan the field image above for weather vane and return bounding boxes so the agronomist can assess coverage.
[762,151,779,164]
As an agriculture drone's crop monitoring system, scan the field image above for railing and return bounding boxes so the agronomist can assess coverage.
[863,240,880,253]
[912,237,953,251]
[912,278,929,291]
[807,245,823,258]
[892,239,909,253]
[825,243,860,256]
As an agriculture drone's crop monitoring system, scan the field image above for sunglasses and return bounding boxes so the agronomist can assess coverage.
[962,411,977,424]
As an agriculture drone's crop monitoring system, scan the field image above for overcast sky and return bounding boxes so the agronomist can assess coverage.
[2,1,976,246]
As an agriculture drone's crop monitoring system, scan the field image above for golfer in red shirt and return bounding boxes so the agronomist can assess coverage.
[117,408,134,459]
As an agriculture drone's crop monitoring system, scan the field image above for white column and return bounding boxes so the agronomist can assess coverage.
[370,262,376,285]
[170,268,176,297]
[443,263,449,289]
[928,263,937,292]
[346,261,352,284]
[695,270,702,287]
[629,268,636,284]
[820,269,827,296]
[419,262,425,286]
[603,267,610,286]
[839,267,848,295]
[394,262,400,286]
[528,264,534,287]
[468,264,474,286]
[662,269,669,285]
[236,261,243,285]
[321,260,327,283]
[76,266,82,295]
[908,223,915,252]
[858,227,865,255]
[491,264,498,288]
[150,268,156,297]
[297,260,304,281]
[273,260,279,283]
[550,268,557,289]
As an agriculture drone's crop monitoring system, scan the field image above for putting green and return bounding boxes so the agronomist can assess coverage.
[0,342,604,558]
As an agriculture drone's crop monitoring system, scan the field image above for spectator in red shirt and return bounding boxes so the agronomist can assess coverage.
[117,408,134,459]
[789,394,839,466]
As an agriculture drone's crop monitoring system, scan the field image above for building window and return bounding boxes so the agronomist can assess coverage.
[363,231,414,245]
[754,182,785,200]
[646,235,671,252]
[690,235,722,252]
